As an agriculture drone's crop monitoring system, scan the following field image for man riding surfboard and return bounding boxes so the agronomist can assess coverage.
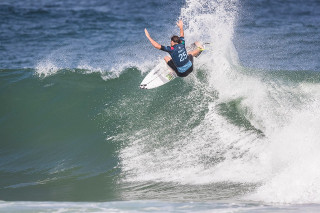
[144,20,204,77]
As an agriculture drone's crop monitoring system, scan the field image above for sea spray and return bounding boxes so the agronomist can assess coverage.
[119,0,320,204]
[119,0,251,184]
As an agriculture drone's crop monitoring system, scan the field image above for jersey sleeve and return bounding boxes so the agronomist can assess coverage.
[180,37,185,45]
[160,45,173,53]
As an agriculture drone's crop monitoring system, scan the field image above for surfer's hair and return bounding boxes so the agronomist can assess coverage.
[171,35,181,44]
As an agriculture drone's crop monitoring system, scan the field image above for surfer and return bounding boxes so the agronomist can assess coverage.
[144,20,204,77]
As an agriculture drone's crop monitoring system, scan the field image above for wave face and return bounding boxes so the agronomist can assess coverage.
[1,0,320,206]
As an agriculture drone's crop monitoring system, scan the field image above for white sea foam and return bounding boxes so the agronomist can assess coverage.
[248,92,320,203]
[35,59,61,77]
[2,200,319,213]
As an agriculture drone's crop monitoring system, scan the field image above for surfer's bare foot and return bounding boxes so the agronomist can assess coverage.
[188,41,205,57]
[195,41,204,51]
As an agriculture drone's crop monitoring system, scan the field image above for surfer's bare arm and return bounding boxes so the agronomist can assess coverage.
[144,28,161,50]
[177,20,184,37]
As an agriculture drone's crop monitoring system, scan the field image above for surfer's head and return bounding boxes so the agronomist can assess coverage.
[171,35,181,46]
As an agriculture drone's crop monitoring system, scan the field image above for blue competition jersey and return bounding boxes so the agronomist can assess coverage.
[160,37,190,68]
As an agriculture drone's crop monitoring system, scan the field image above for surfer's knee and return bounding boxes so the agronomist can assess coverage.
[164,56,171,63]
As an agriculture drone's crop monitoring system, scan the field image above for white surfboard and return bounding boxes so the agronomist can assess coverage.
[140,42,207,90]
[140,61,177,89]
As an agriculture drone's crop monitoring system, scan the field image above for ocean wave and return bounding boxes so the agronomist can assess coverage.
[117,0,320,204]
[2,0,320,204]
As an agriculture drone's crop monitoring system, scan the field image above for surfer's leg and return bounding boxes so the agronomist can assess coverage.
[164,56,171,63]
[164,56,179,73]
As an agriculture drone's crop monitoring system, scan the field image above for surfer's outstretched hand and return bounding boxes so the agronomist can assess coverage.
[144,28,161,49]
[144,28,150,38]
[176,20,183,28]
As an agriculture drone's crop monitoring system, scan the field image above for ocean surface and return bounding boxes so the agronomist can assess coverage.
[1,0,320,212]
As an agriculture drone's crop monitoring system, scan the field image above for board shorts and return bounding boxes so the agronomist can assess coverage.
[167,54,194,77]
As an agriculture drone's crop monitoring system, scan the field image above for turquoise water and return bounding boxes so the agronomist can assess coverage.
[1,0,320,212]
